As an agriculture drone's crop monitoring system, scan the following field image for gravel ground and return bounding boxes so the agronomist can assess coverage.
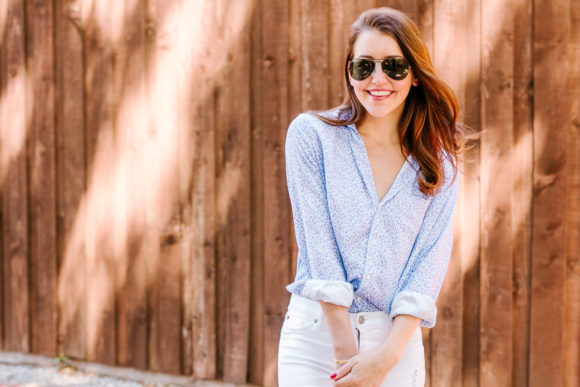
[0,363,178,387]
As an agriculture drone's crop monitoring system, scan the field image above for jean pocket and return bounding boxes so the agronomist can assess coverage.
[281,310,322,333]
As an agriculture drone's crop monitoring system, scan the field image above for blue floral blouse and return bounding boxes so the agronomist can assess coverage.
[284,112,459,328]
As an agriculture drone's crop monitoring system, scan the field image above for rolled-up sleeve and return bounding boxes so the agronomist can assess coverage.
[389,159,459,327]
[284,114,354,307]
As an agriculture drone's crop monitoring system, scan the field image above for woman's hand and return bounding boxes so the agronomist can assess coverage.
[331,347,399,387]
[333,347,359,370]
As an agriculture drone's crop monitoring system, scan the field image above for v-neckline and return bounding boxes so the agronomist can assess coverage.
[349,124,412,205]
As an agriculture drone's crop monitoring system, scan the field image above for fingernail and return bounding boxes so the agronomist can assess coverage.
[330,373,337,379]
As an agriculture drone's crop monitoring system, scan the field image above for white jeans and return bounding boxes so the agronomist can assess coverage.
[278,294,425,386]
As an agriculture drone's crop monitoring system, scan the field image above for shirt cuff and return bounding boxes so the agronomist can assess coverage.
[302,279,354,307]
[389,291,437,328]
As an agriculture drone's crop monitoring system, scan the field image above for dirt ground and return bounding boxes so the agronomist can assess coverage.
[0,362,165,386]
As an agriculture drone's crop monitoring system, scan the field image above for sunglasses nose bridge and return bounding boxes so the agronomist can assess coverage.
[370,60,388,82]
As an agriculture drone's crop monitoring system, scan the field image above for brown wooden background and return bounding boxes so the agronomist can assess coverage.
[0,0,578,386]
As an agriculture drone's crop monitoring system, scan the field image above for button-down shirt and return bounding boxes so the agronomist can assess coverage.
[284,112,459,328]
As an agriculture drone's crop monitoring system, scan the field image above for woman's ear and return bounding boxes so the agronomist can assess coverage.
[412,78,419,86]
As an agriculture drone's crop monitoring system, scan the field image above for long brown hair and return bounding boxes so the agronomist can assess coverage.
[314,7,469,195]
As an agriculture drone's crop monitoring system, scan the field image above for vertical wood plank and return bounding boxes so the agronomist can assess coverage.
[564,0,580,386]
[431,1,465,385]
[260,1,291,385]
[83,0,116,364]
[55,0,86,360]
[327,0,374,110]
[177,0,198,377]
[113,0,147,371]
[300,0,329,111]
[249,0,264,383]
[0,0,4,350]
[416,0,433,54]
[288,0,302,124]
[183,0,218,379]
[480,0,514,386]
[178,0,220,378]
[512,0,533,385]
[375,0,417,20]
[328,0,349,107]
[530,0,568,385]
[26,0,57,357]
[214,0,253,382]
[0,0,29,353]
[459,0,481,385]
[145,0,183,374]
[287,0,302,283]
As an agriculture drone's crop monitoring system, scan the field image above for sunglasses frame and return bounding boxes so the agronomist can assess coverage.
[347,56,410,81]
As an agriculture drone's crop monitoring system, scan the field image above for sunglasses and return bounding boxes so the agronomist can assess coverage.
[347,57,410,81]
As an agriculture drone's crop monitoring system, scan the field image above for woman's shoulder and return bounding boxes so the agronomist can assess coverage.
[439,151,460,193]
[288,109,350,140]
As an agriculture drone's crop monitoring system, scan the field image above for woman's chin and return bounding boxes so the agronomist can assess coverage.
[364,107,395,119]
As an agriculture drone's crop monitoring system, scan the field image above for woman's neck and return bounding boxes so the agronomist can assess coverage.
[357,113,400,149]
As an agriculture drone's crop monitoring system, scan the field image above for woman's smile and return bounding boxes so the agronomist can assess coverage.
[366,88,393,99]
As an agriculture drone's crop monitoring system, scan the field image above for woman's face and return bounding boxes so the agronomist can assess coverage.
[348,29,416,120]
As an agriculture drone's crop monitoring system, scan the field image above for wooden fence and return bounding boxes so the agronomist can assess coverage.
[0,0,578,386]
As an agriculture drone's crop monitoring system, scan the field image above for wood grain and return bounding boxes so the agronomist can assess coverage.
[84,0,117,365]
[530,0,569,385]
[512,0,533,385]
[480,0,515,386]
[376,0,417,20]
[113,0,148,370]
[459,0,482,386]
[249,0,264,383]
[328,0,349,107]
[0,0,29,353]
[185,0,218,378]
[213,0,253,382]
[145,0,183,374]
[565,1,580,386]
[54,0,86,360]
[431,1,465,386]
[300,0,329,111]
[26,0,57,357]
[260,1,293,385]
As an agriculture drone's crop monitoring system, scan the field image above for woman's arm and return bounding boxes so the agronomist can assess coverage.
[378,314,421,362]
[332,314,421,385]
[285,115,354,306]
[320,301,359,362]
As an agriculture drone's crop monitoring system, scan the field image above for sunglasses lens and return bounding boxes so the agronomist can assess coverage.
[382,57,409,80]
[350,59,375,81]
[349,57,410,81]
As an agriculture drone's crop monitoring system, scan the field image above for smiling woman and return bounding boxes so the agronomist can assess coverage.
[277,7,470,387]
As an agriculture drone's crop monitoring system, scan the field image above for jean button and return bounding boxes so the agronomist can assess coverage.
[358,315,365,324]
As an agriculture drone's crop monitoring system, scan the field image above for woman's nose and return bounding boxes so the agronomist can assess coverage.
[370,62,388,83]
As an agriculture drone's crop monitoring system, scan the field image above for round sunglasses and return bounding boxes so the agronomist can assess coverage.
[348,56,410,81]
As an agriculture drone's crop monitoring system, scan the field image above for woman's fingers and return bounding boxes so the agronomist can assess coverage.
[332,357,357,381]
[334,373,356,387]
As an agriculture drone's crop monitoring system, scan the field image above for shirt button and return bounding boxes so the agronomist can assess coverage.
[358,315,365,324]
[365,274,371,280]
[371,239,377,246]
[357,296,362,302]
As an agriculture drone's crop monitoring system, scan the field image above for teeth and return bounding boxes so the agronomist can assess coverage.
[368,90,392,96]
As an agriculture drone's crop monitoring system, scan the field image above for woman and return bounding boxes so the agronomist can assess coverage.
[278,7,468,387]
